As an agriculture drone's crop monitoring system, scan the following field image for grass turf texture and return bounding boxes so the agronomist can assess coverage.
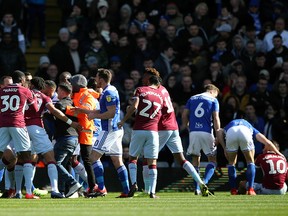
[0,192,287,216]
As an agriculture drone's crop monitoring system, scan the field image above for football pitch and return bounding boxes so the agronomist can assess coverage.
[0,192,287,216]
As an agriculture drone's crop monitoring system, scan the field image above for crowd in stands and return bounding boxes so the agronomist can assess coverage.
[1,0,288,168]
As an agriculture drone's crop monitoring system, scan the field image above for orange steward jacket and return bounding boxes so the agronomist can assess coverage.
[66,88,97,145]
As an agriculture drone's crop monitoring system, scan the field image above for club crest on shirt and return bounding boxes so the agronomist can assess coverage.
[106,95,112,102]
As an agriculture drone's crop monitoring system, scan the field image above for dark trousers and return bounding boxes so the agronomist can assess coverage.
[80,144,96,190]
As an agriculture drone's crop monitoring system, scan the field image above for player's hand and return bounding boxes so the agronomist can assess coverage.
[117,121,124,128]
[71,122,83,131]
[70,107,83,115]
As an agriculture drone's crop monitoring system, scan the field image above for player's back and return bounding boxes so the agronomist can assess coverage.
[256,153,288,189]
[158,85,178,131]
[133,86,163,131]
[186,92,219,133]
[100,84,121,131]
[224,119,259,137]
[0,84,34,127]
[25,89,52,127]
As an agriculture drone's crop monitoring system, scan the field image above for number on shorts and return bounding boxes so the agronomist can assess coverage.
[1,95,20,112]
[194,102,204,118]
[266,159,287,174]
[139,99,161,119]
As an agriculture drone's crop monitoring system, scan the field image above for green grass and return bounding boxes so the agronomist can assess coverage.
[0,192,288,216]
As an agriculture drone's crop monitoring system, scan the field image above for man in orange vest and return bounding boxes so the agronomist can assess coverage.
[66,74,99,196]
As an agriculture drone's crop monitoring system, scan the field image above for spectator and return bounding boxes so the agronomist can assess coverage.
[193,2,213,37]
[48,27,70,74]
[25,0,46,48]
[35,55,50,79]
[262,17,288,53]
[0,12,26,53]
[165,2,183,29]
[249,75,272,117]
[266,34,288,82]
[154,43,174,80]
[0,32,26,76]
[118,4,132,33]
[84,37,108,68]
[223,75,250,112]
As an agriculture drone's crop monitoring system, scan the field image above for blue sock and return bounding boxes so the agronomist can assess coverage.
[246,163,256,189]
[31,183,35,192]
[203,162,216,184]
[117,165,130,194]
[194,166,200,190]
[0,169,4,182]
[228,165,237,189]
[93,160,105,190]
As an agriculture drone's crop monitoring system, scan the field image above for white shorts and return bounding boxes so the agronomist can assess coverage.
[73,143,80,156]
[188,131,216,157]
[226,125,254,152]
[93,129,123,156]
[0,127,31,153]
[159,130,183,153]
[253,183,287,195]
[129,130,159,159]
[27,125,53,155]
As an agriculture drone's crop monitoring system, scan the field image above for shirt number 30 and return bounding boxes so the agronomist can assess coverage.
[1,95,20,112]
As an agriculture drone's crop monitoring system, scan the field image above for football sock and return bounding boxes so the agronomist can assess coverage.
[193,166,200,191]
[203,162,216,184]
[128,160,137,185]
[0,169,4,182]
[23,163,34,195]
[14,164,23,195]
[5,168,15,190]
[73,161,88,184]
[142,165,150,193]
[148,165,157,194]
[117,165,130,194]
[182,160,204,185]
[246,163,256,189]
[47,162,59,193]
[92,160,105,190]
[228,165,237,189]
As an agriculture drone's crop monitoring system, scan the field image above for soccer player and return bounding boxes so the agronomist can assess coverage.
[142,80,211,196]
[217,119,284,195]
[0,75,17,198]
[181,84,221,195]
[118,68,164,198]
[0,71,38,199]
[238,141,287,195]
[75,69,130,198]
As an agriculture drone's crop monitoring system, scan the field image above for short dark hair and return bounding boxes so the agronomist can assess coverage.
[12,70,25,84]
[30,76,46,90]
[45,80,57,90]
[97,68,112,83]
[58,82,72,94]
[0,76,12,85]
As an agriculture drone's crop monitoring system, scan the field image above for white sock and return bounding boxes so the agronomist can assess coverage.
[128,162,137,184]
[14,165,23,194]
[142,165,150,193]
[23,163,34,195]
[48,163,59,193]
[5,169,15,190]
[183,161,204,185]
[73,162,88,184]
[148,168,157,194]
